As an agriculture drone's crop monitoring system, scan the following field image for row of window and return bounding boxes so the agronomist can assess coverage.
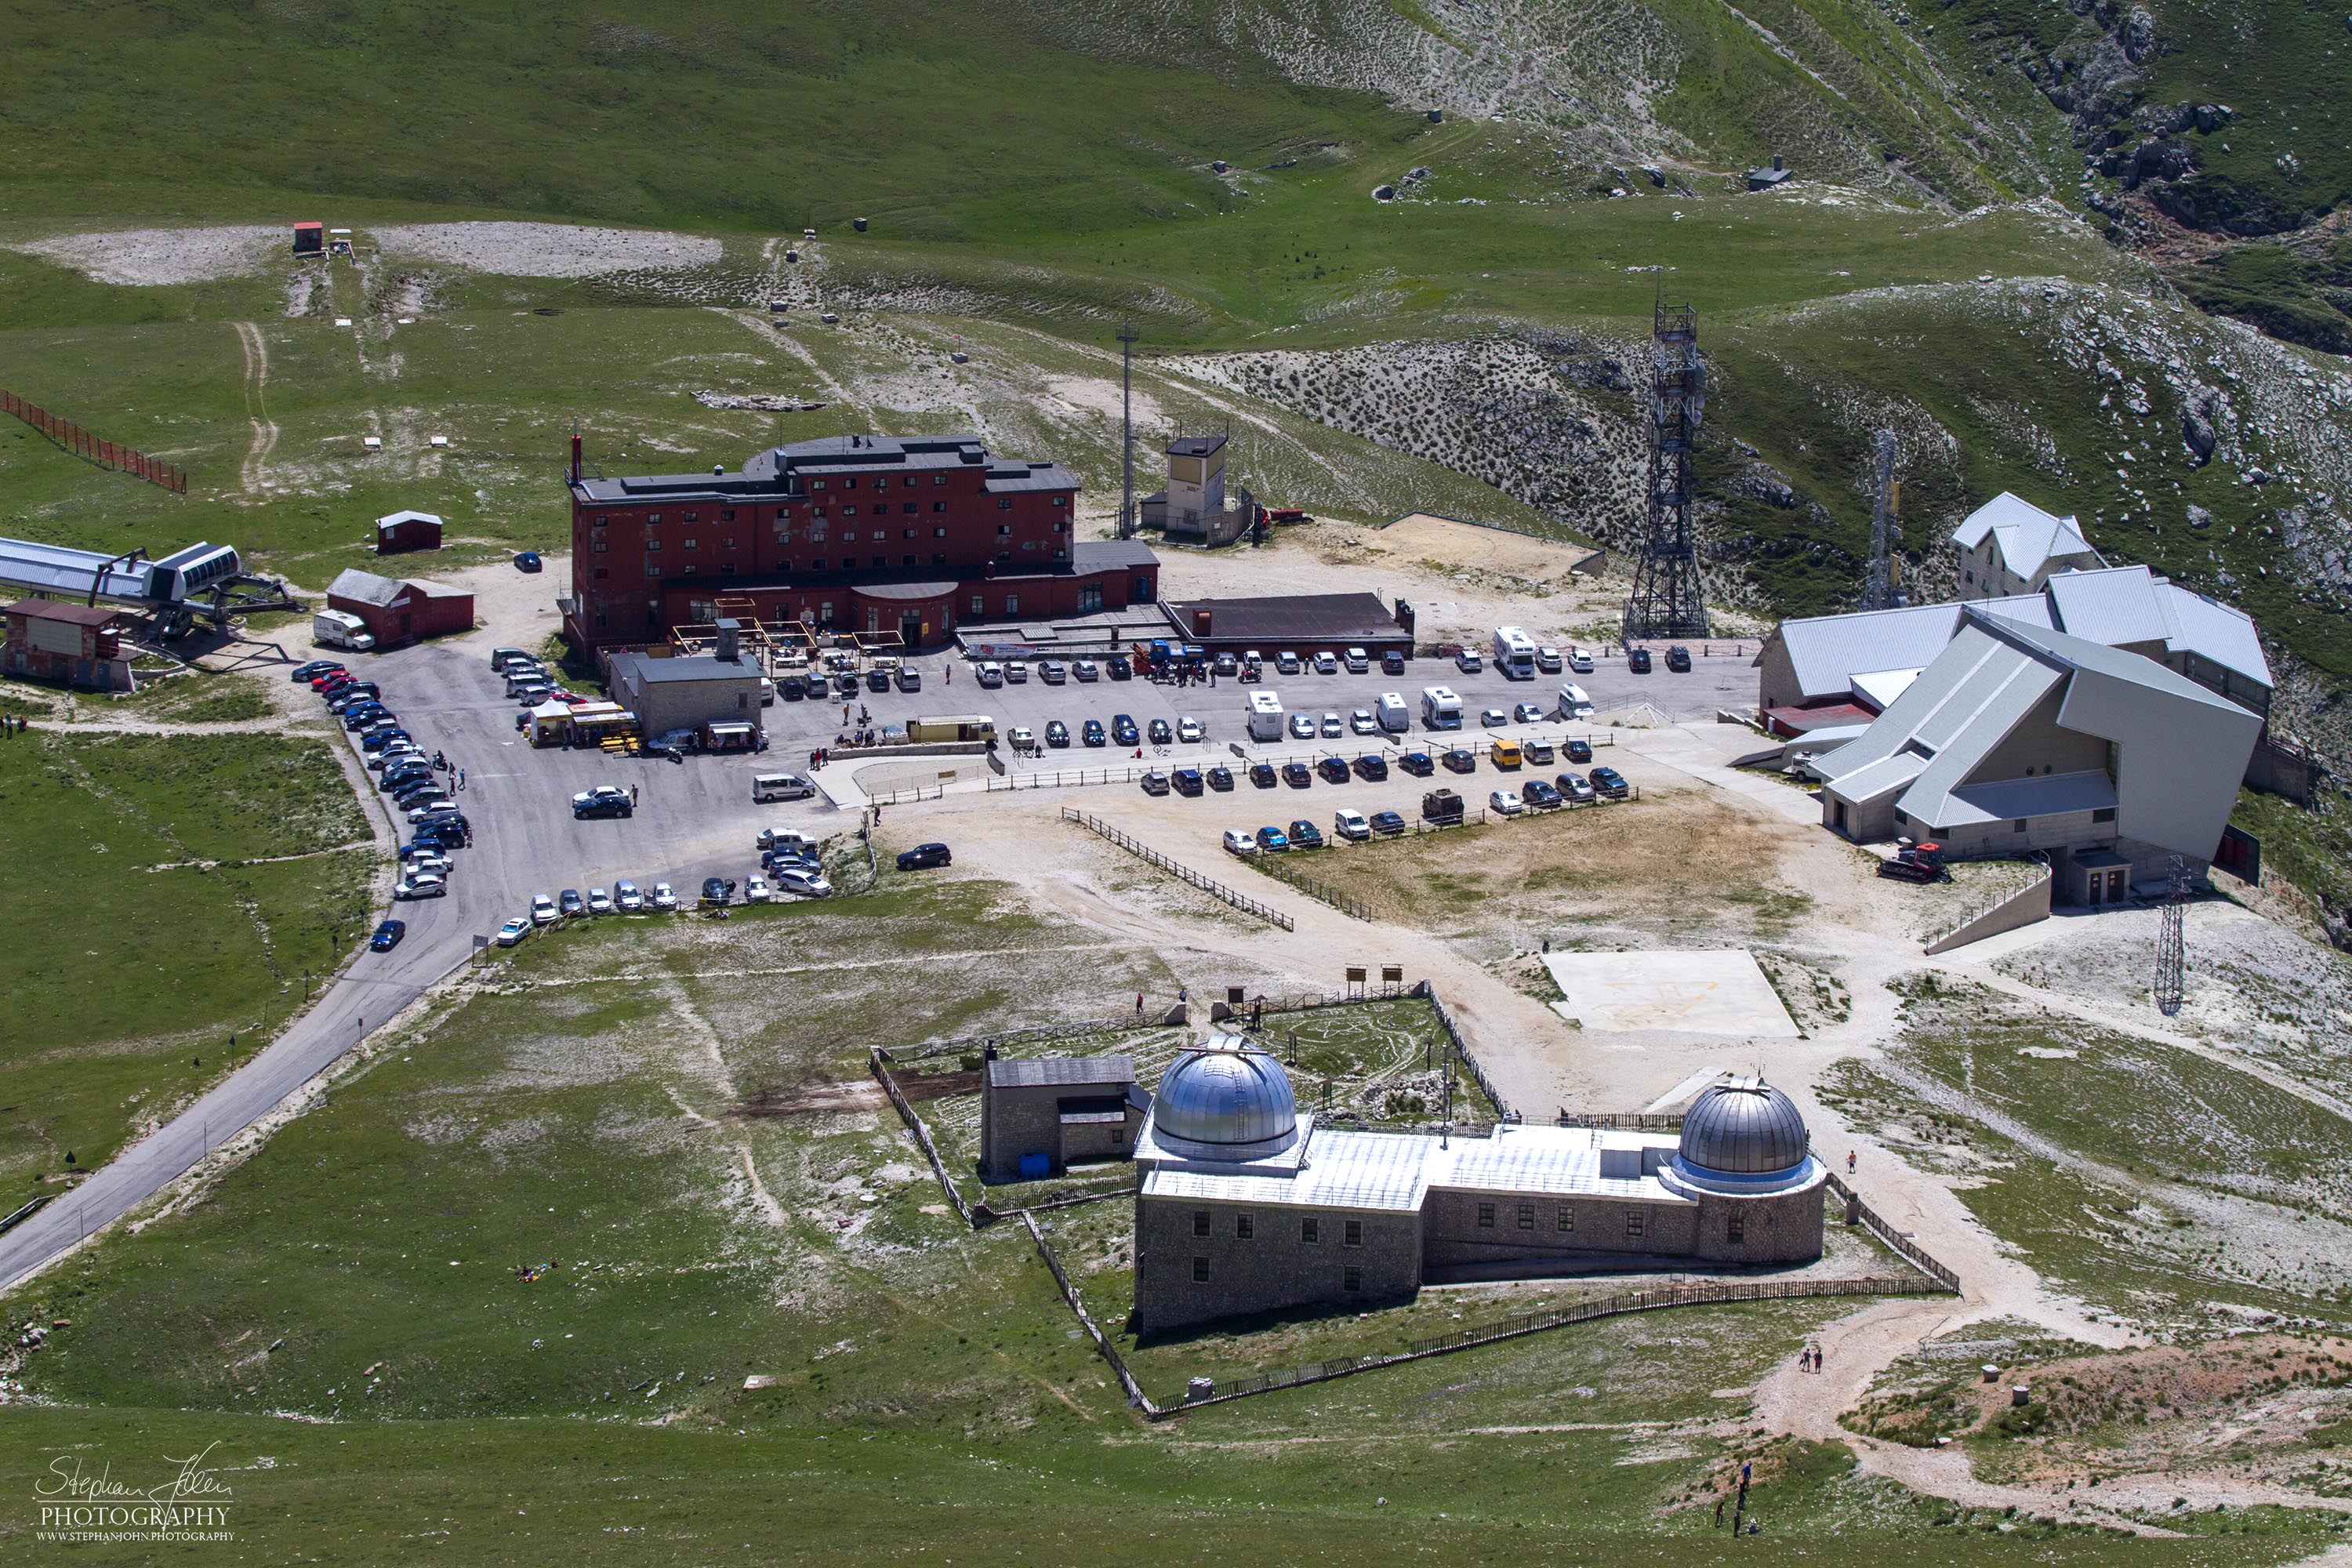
[588,494,1064,528]
[1192,1210,1366,1247]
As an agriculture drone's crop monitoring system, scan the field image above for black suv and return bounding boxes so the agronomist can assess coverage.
[1172,768,1203,797]
[1628,648,1653,673]
[1565,738,1594,764]
[1250,761,1278,788]
[1316,756,1349,783]
[1590,765,1631,799]
[1397,750,1434,777]
[1106,655,1132,681]
[1442,747,1476,774]
[1112,715,1140,746]
[1287,819,1325,849]
[1381,650,1406,674]
[1281,760,1312,787]
[895,842,953,870]
[1205,764,1234,791]
[1666,644,1692,672]
[1352,753,1388,782]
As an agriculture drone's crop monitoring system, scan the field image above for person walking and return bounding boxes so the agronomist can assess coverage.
[1135,993,1145,1016]
[630,783,639,805]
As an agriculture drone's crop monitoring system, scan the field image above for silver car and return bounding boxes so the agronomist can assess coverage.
[1288,712,1316,739]
[1319,712,1344,739]
[615,880,644,912]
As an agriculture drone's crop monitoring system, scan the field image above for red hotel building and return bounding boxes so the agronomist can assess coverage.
[564,434,1159,653]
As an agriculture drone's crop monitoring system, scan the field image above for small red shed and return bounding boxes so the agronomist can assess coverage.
[292,222,325,256]
[375,510,444,555]
[326,568,474,648]
[2,598,132,691]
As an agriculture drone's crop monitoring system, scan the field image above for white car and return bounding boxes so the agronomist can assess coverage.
[1039,660,1068,684]
[1481,707,1509,728]
[1319,712,1344,739]
[531,893,560,925]
[1567,648,1595,673]
[1178,717,1205,743]
[1073,659,1100,682]
[774,866,834,898]
[1222,829,1259,856]
[404,852,452,879]
[1312,652,1338,675]
[407,800,460,825]
[759,827,814,854]
[1536,646,1563,673]
[1334,808,1371,841]
[586,887,615,915]
[1004,662,1029,684]
[1275,651,1301,673]
[1288,712,1317,739]
[368,746,424,771]
[745,874,774,904]
[394,873,447,900]
[615,880,644,912]
[1489,789,1524,816]
[495,916,532,947]
[1456,648,1483,673]
[975,661,1004,688]
[1343,648,1368,673]
[1349,708,1377,735]
[1514,702,1544,723]
[651,882,679,912]
[1007,724,1036,750]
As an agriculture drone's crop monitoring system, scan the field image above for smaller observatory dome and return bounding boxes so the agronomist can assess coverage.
[1676,1079,1810,1179]
[1149,1038,1299,1161]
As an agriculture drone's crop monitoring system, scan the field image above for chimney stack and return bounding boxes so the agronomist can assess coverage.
[714,618,741,662]
[569,430,583,484]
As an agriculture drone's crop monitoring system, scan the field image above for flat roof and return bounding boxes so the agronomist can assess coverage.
[611,652,761,685]
[573,433,1079,506]
[1162,593,1402,644]
[4,597,119,627]
[987,1055,1135,1090]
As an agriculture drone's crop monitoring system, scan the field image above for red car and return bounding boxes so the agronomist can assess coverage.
[313,672,354,693]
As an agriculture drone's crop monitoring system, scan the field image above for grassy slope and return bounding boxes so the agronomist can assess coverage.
[0,728,373,1181]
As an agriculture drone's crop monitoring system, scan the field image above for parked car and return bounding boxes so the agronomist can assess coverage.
[699,877,731,907]
[1007,725,1035,750]
[1398,750,1434,777]
[1381,650,1406,675]
[580,887,611,916]
[394,873,447,900]
[1287,818,1325,848]
[326,683,380,710]
[1045,720,1070,747]
[1567,648,1595,673]
[1287,713,1316,739]
[1353,753,1388,781]
[369,918,406,951]
[1249,761,1278,788]
[1665,644,1693,672]
[1628,648,1653,673]
[572,785,633,820]
[1481,707,1508,728]
[495,917,531,947]
[1316,756,1349,783]
[1565,738,1594,764]
[1140,769,1170,796]
[1343,648,1368,673]
[408,801,465,828]
[897,667,924,691]
[1111,714,1140,747]
[1040,660,1068,684]
[1222,829,1259,855]
[1523,739,1555,766]
[560,889,586,917]
[1172,768,1203,797]
[1456,648,1483,673]
[1536,646,1563,673]
[1213,652,1238,676]
[1334,808,1371,841]
[1514,702,1544,723]
[897,842,953,871]
[403,851,452,878]
[291,660,343,683]
[1254,825,1290,851]
[1281,760,1312,788]
[1073,659,1100,682]
[1312,652,1339,675]
[1178,717,1204,743]
[774,866,833,898]
[1369,809,1406,837]
[369,746,426,773]
[1442,746,1476,774]
[514,550,543,573]
[1319,712,1344,739]
[1350,708,1377,735]
[1147,717,1172,746]
[1000,662,1025,685]
[531,894,560,925]
[652,882,679,912]
[1275,651,1301,674]
[1205,764,1233,791]
[1107,655,1133,681]
[1490,789,1524,816]
[744,874,774,905]
[361,727,411,752]
[1590,765,1631,799]
[1559,772,1596,804]
[1523,779,1563,809]
[1082,720,1107,747]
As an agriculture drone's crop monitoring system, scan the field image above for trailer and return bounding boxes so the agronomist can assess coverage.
[1494,625,1537,681]
[1375,691,1410,733]
[1246,688,1285,742]
[1420,685,1462,730]
[313,608,376,652]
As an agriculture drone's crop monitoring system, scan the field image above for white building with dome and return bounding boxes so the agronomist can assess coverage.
[1131,1038,1828,1333]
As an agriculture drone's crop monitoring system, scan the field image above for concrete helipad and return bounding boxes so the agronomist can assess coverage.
[1543,948,1798,1037]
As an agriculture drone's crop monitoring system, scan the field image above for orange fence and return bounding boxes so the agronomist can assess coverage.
[0,389,187,493]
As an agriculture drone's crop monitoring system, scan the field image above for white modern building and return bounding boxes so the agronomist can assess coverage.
[1952,492,2104,598]
[1816,610,2262,898]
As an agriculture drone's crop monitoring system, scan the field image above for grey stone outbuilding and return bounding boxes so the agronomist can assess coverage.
[979,1055,1147,1183]
[605,645,764,742]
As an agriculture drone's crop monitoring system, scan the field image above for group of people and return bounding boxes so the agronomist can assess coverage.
[0,713,29,736]
[1797,1344,1827,1372]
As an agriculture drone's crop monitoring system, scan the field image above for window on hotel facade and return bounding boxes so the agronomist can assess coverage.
[843,477,858,489]
[594,514,608,528]
[1077,586,1102,613]
[1301,1218,1319,1244]
[867,556,883,568]
[811,559,826,571]
[721,536,735,549]
[645,564,662,577]
[1625,1210,1645,1240]
[931,554,946,566]
[644,539,661,551]
[996,499,1012,510]
[682,511,698,523]
[844,506,858,517]
[1052,521,1065,533]
[720,509,736,521]
[933,502,947,514]
[811,479,826,490]
[1193,1257,1210,1283]
[902,503,916,514]
[1192,1211,1210,1238]
[681,537,699,549]
[933,474,946,485]
[1518,1203,1535,1231]
[1134,575,1154,602]
[1726,1215,1745,1244]
[1052,495,1067,507]
[592,568,608,580]
[1557,1207,1574,1232]
[902,555,916,568]
[971,595,985,615]
[592,611,608,628]
[902,528,916,539]
[818,603,834,622]
[813,508,827,521]
[1477,1203,1495,1229]
[996,524,1011,535]
[1344,1220,1363,1248]
[1343,1266,1363,1292]
[933,526,947,536]
[870,530,886,541]
[1235,1214,1253,1240]
[591,539,608,553]
[1004,594,1018,615]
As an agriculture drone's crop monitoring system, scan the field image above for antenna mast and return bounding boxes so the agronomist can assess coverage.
[1622,301,1711,642]
[1863,428,1900,612]
[1116,321,1140,540]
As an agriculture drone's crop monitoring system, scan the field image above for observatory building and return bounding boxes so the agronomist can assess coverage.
[1129,1039,1826,1333]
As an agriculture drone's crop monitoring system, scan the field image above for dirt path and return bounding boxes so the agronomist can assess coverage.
[232,320,278,498]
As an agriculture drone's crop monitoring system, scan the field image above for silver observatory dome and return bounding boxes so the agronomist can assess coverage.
[1676,1079,1810,1178]
[1149,1038,1300,1161]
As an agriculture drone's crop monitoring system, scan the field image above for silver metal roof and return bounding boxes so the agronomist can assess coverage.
[2157,582,2270,687]
[327,568,407,607]
[1149,1041,1298,1160]
[1140,1123,1703,1213]
[985,1054,1134,1091]
[2045,566,2173,648]
[0,536,157,601]
[1951,492,2102,579]
[1678,1080,1809,1176]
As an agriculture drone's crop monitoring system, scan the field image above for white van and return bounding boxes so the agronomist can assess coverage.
[1557,683,1593,720]
[753,773,815,802]
[1375,691,1410,733]
[1246,689,1285,742]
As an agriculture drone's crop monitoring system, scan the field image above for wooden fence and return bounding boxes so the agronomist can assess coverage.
[1061,808,1294,928]
[869,1049,977,1229]
[1416,982,1511,1120]
[1,389,187,493]
[1825,1172,1961,1291]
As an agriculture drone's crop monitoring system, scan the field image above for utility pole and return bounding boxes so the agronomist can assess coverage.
[1117,321,1140,540]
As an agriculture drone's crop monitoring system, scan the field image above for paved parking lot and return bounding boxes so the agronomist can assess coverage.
[768,646,1756,767]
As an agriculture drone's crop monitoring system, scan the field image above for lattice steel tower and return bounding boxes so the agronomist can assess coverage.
[2154,854,2187,1015]
[1623,302,1712,641]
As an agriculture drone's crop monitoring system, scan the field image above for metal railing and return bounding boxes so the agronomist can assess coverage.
[883,1015,1148,1066]
[1826,1172,1962,1291]
[1554,1111,1685,1132]
[1923,851,2051,952]
[1061,808,1294,929]
[1164,1273,1945,1414]
[1,388,188,493]
[989,763,1160,792]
